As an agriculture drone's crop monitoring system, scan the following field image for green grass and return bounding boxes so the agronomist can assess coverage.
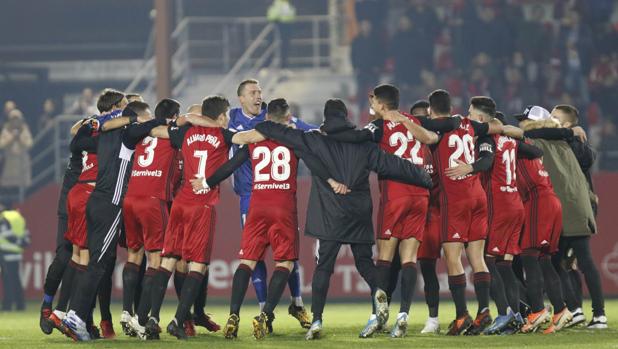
[1,300,618,349]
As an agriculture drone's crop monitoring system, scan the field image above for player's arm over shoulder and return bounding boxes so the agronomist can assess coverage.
[367,143,432,189]
[229,129,266,145]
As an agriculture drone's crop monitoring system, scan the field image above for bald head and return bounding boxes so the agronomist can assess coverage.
[187,104,202,114]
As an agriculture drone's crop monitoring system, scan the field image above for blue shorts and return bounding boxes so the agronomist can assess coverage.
[240,195,251,229]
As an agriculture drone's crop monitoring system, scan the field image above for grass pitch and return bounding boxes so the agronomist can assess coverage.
[1,300,617,349]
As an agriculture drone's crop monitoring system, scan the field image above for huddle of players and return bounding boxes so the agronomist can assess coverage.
[355,85,604,338]
[37,84,346,341]
[37,80,604,341]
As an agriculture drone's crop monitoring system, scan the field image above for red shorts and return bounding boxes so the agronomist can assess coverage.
[440,194,488,243]
[486,200,524,256]
[418,206,441,259]
[123,195,169,251]
[239,204,298,261]
[65,183,94,249]
[377,196,428,241]
[162,202,216,264]
[520,191,562,254]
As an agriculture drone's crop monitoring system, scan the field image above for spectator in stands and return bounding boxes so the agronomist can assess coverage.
[0,205,30,311]
[3,101,17,124]
[391,16,423,104]
[599,119,618,170]
[351,20,382,113]
[517,5,550,64]
[68,87,96,116]
[473,5,510,61]
[0,109,33,190]
[37,98,56,134]
[405,0,439,40]
[267,0,296,68]
[354,0,387,40]
[589,53,618,120]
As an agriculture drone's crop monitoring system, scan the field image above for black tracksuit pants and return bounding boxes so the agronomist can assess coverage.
[311,239,377,321]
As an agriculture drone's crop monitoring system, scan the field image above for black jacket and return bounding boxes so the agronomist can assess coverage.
[254,121,432,244]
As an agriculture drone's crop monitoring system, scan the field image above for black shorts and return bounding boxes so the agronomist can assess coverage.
[86,192,123,263]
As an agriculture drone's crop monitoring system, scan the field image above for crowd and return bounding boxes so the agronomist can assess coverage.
[350,0,618,169]
[0,88,103,201]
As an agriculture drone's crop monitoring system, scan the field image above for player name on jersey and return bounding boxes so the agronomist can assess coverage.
[186,133,221,148]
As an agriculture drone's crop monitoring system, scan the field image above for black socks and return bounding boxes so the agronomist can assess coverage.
[194,271,209,317]
[496,259,520,314]
[229,264,252,316]
[473,272,491,315]
[449,274,468,318]
[174,271,204,324]
[486,256,508,315]
[263,267,291,315]
[399,262,417,314]
[122,262,140,314]
[420,259,439,318]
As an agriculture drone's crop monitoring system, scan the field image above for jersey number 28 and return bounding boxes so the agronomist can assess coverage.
[253,146,291,182]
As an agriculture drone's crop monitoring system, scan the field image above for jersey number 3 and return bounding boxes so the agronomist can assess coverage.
[138,137,158,167]
[253,146,291,182]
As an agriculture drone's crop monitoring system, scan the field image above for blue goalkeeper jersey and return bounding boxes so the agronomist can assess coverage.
[228,107,316,197]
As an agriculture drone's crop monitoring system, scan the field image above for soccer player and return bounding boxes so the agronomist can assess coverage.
[352,85,454,338]
[428,91,517,335]
[39,118,99,335]
[445,100,527,334]
[522,105,606,329]
[131,95,260,340]
[126,93,144,103]
[228,79,314,328]
[408,99,443,334]
[253,99,433,340]
[180,104,222,335]
[120,98,182,335]
[44,118,100,335]
[514,106,574,333]
[61,98,166,341]
[53,91,140,339]
[189,98,342,339]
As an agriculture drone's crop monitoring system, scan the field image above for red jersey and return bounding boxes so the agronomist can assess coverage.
[126,137,180,202]
[481,134,520,200]
[169,125,233,205]
[516,157,553,202]
[428,167,440,209]
[434,117,488,201]
[373,112,430,199]
[78,152,98,182]
[248,140,298,202]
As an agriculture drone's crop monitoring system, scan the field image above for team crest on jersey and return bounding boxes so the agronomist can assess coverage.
[424,163,434,174]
